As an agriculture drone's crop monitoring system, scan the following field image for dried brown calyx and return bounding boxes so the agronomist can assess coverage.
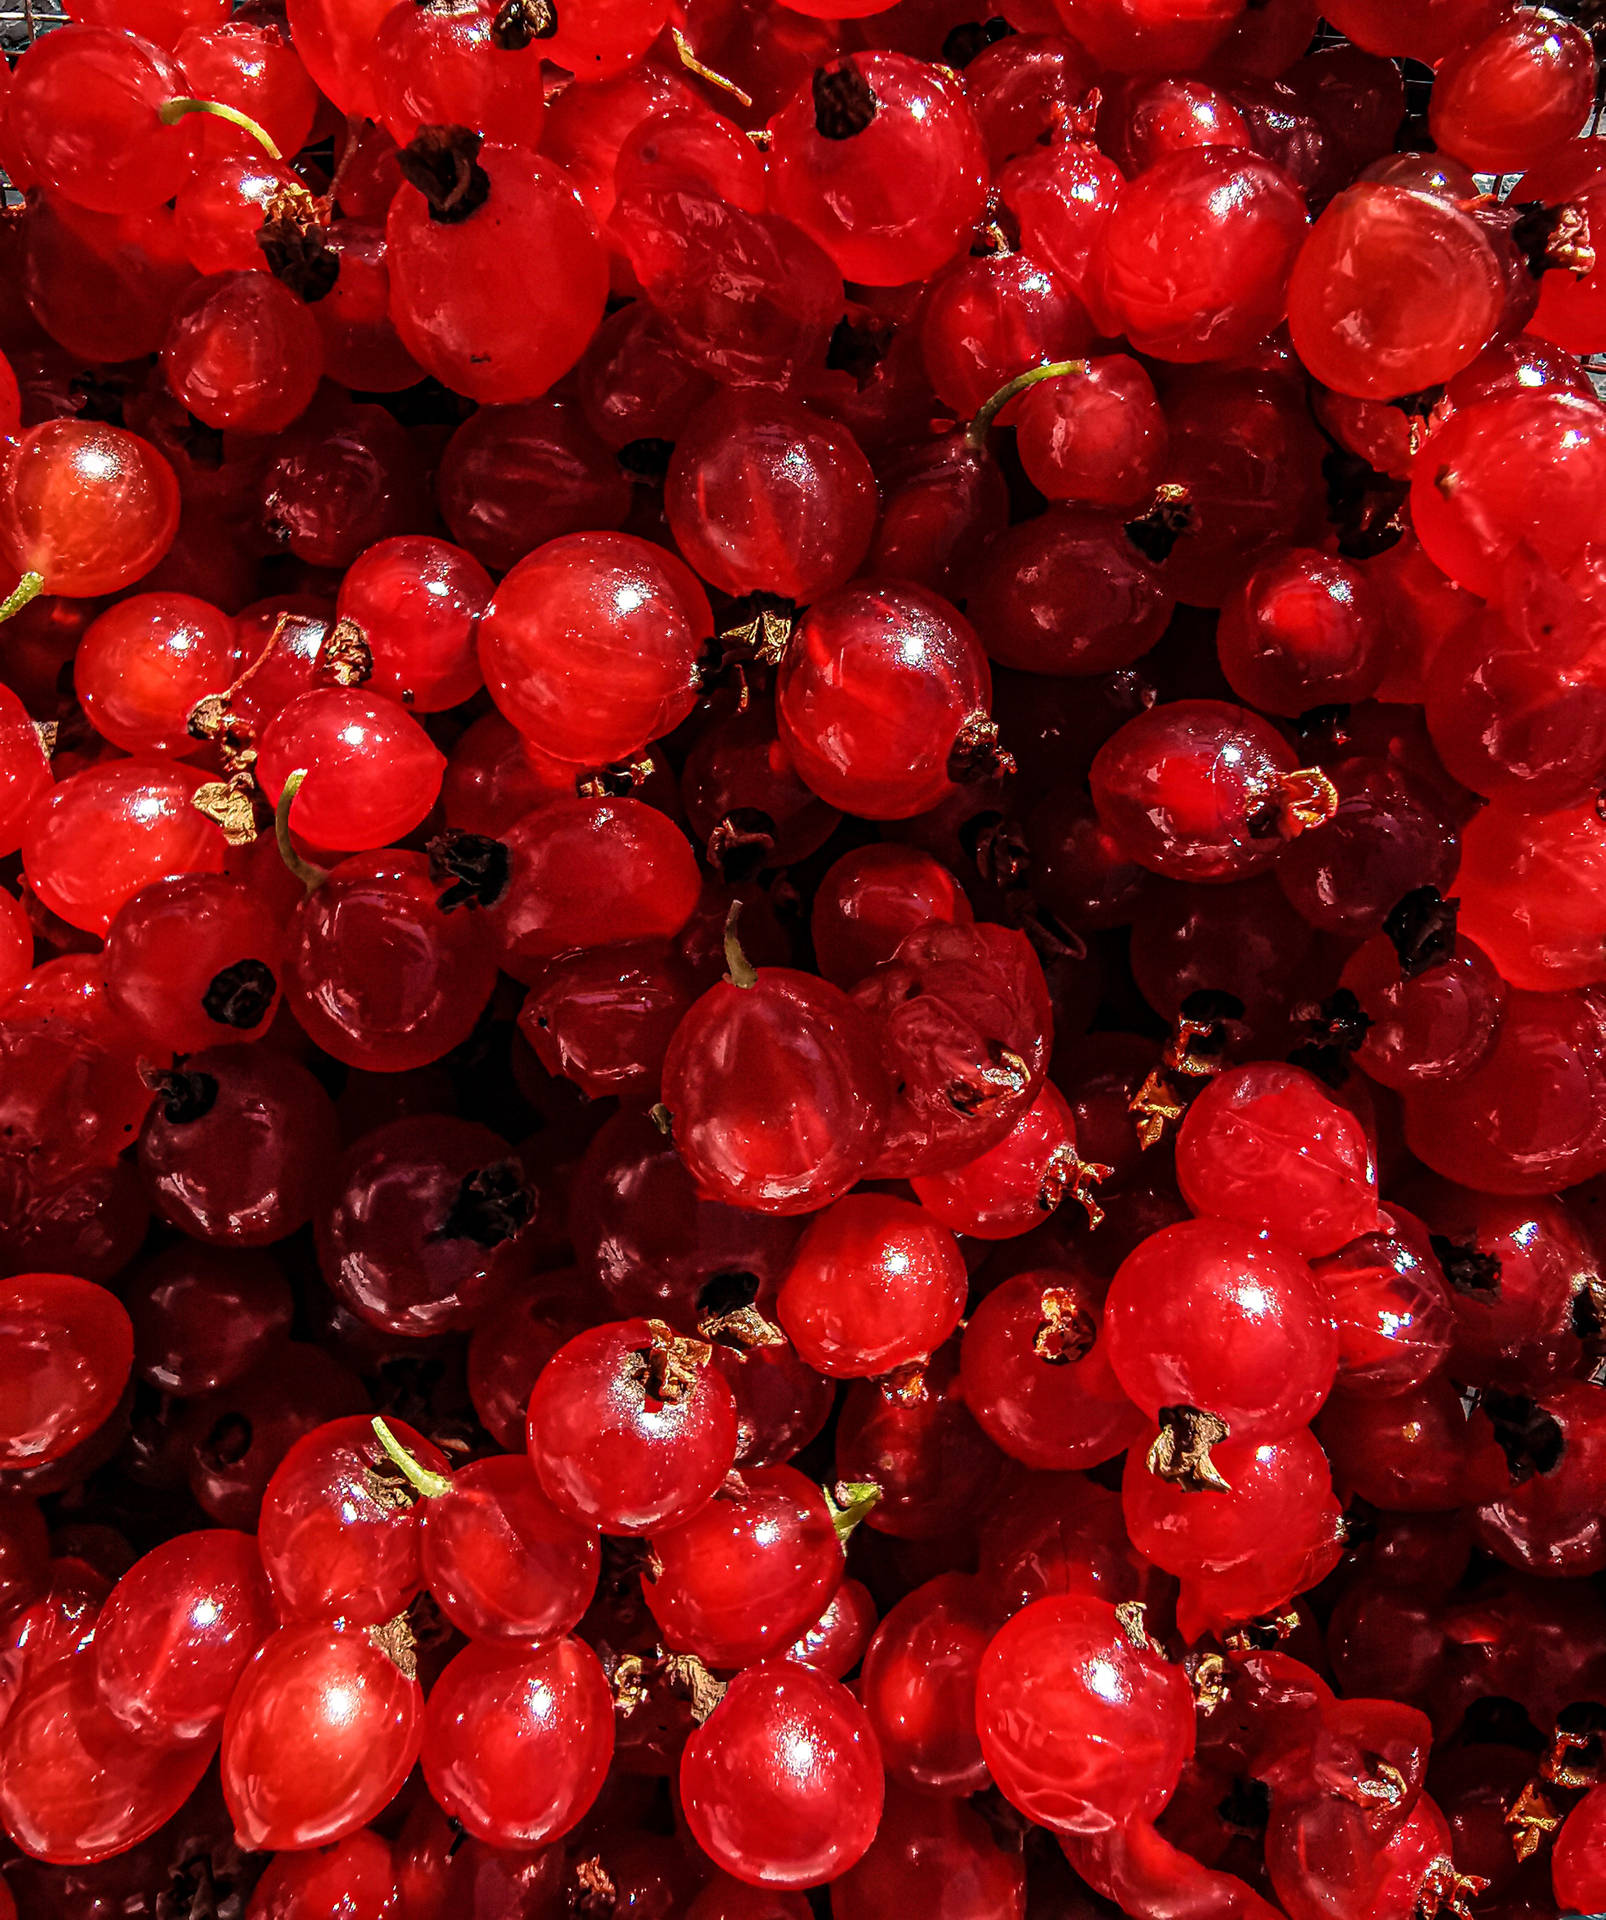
[1384,885,1459,979]
[1113,1600,1151,1650]
[368,1612,418,1680]
[1430,1234,1501,1302]
[1223,1606,1302,1651]
[1262,766,1340,839]
[1288,986,1374,1089]
[1504,1779,1562,1863]
[438,1160,536,1248]
[1041,1142,1114,1228]
[960,809,1031,889]
[320,616,372,688]
[1572,1271,1606,1340]
[574,1855,617,1916]
[490,0,556,47]
[142,1064,221,1126]
[707,808,778,884]
[813,60,878,139]
[697,1271,786,1351]
[948,710,1017,785]
[1512,198,1596,278]
[1480,1388,1565,1485]
[1544,1702,1606,1789]
[397,125,492,225]
[1164,989,1244,1078]
[880,1360,930,1407]
[632,1321,714,1407]
[661,1650,728,1723]
[192,776,263,848]
[947,1039,1032,1118]
[202,958,278,1030]
[1033,1286,1095,1365]
[717,593,796,669]
[1125,1068,1183,1151]
[1331,1757,1408,1811]
[257,184,339,302]
[1125,483,1195,563]
[427,828,510,912]
[1413,1856,1490,1920]
[1147,1405,1232,1493]
[576,753,657,799]
[1187,1651,1230,1716]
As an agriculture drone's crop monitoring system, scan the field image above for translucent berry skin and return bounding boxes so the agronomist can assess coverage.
[174,14,319,162]
[1015,356,1168,512]
[0,419,180,597]
[258,688,445,854]
[371,0,545,148]
[105,874,283,1056]
[258,1414,446,1626]
[859,1574,995,1795]
[811,844,973,989]
[0,1273,132,1469]
[1289,183,1504,400]
[317,1116,535,1338]
[76,592,245,758]
[162,270,324,435]
[1343,933,1506,1090]
[1123,1428,1343,1635]
[421,1638,613,1848]
[246,1828,400,1920]
[776,582,992,821]
[681,1662,885,1889]
[665,390,877,604]
[919,252,1093,418]
[387,143,608,405]
[911,1080,1079,1241]
[835,1345,1005,1541]
[663,967,890,1216]
[1311,1213,1455,1400]
[1089,700,1300,883]
[831,1786,1026,1920]
[334,535,492,714]
[1412,390,1606,602]
[976,1593,1195,1833]
[258,401,429,573]
[0,1644,215,1867]
[1096,148,1306,364]
[1555,1783,1606,1914]
[644,1466,842,1670]
[91,1530,273,1740]
[221,1622,423,1851]
[1474,1381,1606,1578]
[1052,0,1244,70]
[966,509,1173,676]
[478,532,704,766]
[1105,1218,1338,1439]
[767,54,987,287]
[138,1045,342,1247]
[527,1318,740,1534]
[960,1270,1146,1471]
[421,1454,599,1645]
[1177,1062,1380,1258]
[486,797,702,973]
[784,1578,879,1681]
[778,1194,968,1378]
[124,1241,292,1397]
[9,26,198,215]
[1320,1376,1508,1514]
[1217,547,1386,716]
[1429,8,1594,174]
[0,687,52,859]
[286,853,498,1074]
[1404,988,1606,1196]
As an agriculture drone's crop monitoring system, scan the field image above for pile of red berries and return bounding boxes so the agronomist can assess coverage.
[4,0,1606,1914]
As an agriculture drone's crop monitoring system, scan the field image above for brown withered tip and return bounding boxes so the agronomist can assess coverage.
[320,616,373,688]
[398,125,493,225]
[257,187,340,303]
[1505,1780,1562,1864]
[427,829,511,913]
[633,1321,713,1407]
[813,61,878,139]
[1275,766,1340,838]
[707,808,778,885]
[1430,1233,1501,1303]
[491,0,556,47]
[946,1039,1031,1119]
[202,958,278,1031]
[367,1613,418,1681]
[1129,1067,1186,1150]
[1146,1404,1232,1493]
[1479,1388,1565,1486]
[192,778,262,849]
[948,710,1016,786]
[1383,884,1459,979]
[1512,198,1596,279]
[1032,1285,1095,1365]
[439,1160,536,1249]
[1041,1142,1114,1228]
[1124,483,1195,564]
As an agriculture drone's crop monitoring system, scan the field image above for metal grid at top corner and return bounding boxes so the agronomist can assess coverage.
[0,3,68,61]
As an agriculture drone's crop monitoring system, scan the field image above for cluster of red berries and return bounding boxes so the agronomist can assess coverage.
[4,0,1606,1915]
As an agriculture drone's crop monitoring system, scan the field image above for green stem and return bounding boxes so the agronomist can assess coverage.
[966,359,1089,452]
[723,900,757,990]
[274,769,329,892]
[825,1480,881,1543]
[371,1417,453,1500]
[159,97,283,161]
[0,573,44,625]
